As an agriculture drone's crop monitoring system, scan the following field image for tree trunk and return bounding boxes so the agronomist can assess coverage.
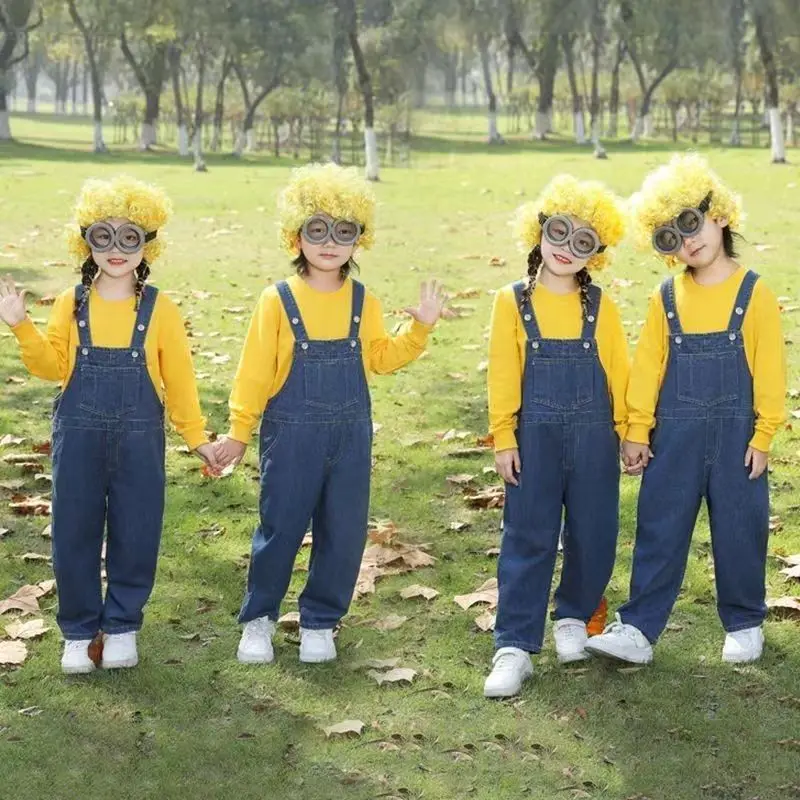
[629,56,676,142]
[444,53,457,107]
[169,46,189,156]
[193,51,207,171]
[66,0,106,152]
[120,32,167,149]
[561,34,586,144]
[331,3,348,163]
[608,39,624,138]
[347,17,378,180]
[71,59,79,114]
[0,82,10,139]
[753,5,786,162]
[534,35,558,139]
[478,31,502,144]
[211,55,230,151]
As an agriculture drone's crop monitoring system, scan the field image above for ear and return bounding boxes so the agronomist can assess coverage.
[717,217,729,229]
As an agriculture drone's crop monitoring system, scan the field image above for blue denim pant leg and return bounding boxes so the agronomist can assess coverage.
[103,426,166,634]
[51,425,108,640]
[707,417,770,632]
[618,420,705,643]
[494,422,564,653]
[300,420,372,629]
[555,422,620,622]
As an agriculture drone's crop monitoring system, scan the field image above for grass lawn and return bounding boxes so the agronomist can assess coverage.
[1,113,799,800]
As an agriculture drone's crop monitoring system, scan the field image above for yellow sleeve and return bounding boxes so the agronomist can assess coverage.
[748,282,787,452]
[626,289,668,445]
[597,294,630,440]
[363,293,431,375]
[10,291,73,382]
[156,295,208,451]
[488,287,522,452]
[227,288,281,444]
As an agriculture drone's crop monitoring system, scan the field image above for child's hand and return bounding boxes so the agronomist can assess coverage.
[195,443,222,476]
[214,436,247,469]
[495,448,521,486]
[404,279,446,326]
[744,446,768,480]
[622,440,653,476]
[0,275,29,328]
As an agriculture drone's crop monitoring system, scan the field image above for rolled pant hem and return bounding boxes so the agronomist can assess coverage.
[723,618,766,633]
[299,619,342,631]
[494,639,539,654]
[61,632,98,642]
[103,624,141,636]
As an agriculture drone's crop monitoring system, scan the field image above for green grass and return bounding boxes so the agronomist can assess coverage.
[1,113,800,800]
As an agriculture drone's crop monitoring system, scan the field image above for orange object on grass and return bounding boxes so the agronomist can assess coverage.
[587,596,608,636]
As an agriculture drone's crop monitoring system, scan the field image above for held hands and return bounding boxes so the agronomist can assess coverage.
[404,280,447,326]
[622,440,653,476]
[496,448,521,487]
[214,436,247,470]
[195,443,222,476]
[745,446,768,480]
[0,275,29,328]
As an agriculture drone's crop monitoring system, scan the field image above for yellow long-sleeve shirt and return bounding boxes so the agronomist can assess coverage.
[488,282,630,452]
[228,275,432,443]
[11,286,208,450]
[626,267,786,452]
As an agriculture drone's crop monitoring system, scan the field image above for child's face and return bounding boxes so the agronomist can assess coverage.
[89,217,145,279]
[539,214,595,277]
[676,214,728,270]
[298,212,357,275]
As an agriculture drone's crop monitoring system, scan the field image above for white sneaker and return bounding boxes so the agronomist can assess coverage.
[102,632,138,669]
[553,618,590,664]
[483,647,533,698]
[584,614,653,664]
[722,626,764,663]
[237,616,276,664]
[61,640,95,675]
[299,628,336,663]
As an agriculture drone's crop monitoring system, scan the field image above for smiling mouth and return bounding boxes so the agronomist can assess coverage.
[689,245,704,257]
[107,258,127,266]
[553,253,572,265]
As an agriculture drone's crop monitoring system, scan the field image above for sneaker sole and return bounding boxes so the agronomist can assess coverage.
[237,649,274,664]
[62,663,95,675]
[722,650,763,664]
[584,642,652,665]
[557,649,591,664]
[299,652,336,663]
[102,658,139,669]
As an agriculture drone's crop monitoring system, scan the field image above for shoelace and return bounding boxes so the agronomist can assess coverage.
[493,652,524,672]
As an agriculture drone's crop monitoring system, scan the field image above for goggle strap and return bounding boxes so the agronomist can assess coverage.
[698,192,712,213]
[538,212,549,226]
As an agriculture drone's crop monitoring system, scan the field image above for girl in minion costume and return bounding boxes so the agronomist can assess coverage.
[215,164,445,665]
[484,175,629,698]
[586,155,786,665]
[0,176,217,674]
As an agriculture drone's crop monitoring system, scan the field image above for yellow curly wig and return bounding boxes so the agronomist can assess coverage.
[278,163,376,256]
[65,175,172,265]
[512,174,626,272]
[628,153,744,269]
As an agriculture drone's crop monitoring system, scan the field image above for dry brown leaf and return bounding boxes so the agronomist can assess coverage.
[446,474,476,486]
[488,256,506,266]
[766,597,800,619]
[400,584,439,601]
[6,376,25,385]
[400,548,436,569]
[372,615,408,632]
[0,584,43,615]
[32,441,51,455]
[0,527,9,539]
[449,521,470,532]
[464,485,505,509]
[9,495,51,516]
[5,618,50,640]
[19,552,50,563]
[777,553,800,567]
[0,640,27,665]
[323,720,365,738]
[352,657,401,670]
[2,453,44,465]
[367,667,417,685]
[37,579,56,596]
[485,547,501,556]
[277,611,300,631]
[367,520,399,545]
[475,610,496,632]
[454,578,499,610]
[0,434,26,447]
[781,564,800,581]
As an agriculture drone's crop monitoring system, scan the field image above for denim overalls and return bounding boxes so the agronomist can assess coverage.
[239,279,373,629]
[495,281,620,653]
[51,285,166,640]
[619,270,769,642]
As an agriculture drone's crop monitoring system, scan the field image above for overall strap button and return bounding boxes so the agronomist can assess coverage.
[137,323,145,331]
[523,314,532,321]
[667,311,675,319]
[291,317,299,325]
[531,341,540,349]
[353,315,361,323]
[583,341,591,349]
[78,320,86,328]
[81,348,89,356]
[729,332,737,341]
[132,351,139,358]
[674,336,682,344]
[587,315,595,323]
[301,342,309,350]
[735,306,744,315]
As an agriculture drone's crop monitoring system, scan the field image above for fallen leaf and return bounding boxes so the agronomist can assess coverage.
[0,640,27,665]
[488,256,506,266]
[9,496,51,516]
[0,527,9,539]
[766,596,800,619]
[19,553,50,563]
[367,668,417,686]
[464,485,505,509]
[5,618,50,640]
[367,520,399,545]
[446,474,476,486]
[352,657,401,670]
[781,564,800,581]
[0,585,43,615]
[2,453,44,465]
[277,611,300,630]
[32,441,51,455]
[372,615,408,632]
[323,720,365,738]
[454,578,499,610]
[449,521,470,532]
[37,579,55,596]
[474,610,496,631]
[485,547,501,556]
[399,584,439,601]
[0,435,25,447]
[5,376,26,385]
[40,525,51,539]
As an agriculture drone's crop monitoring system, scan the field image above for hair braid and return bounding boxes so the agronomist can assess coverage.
[576,267,593,319]
[519,245,542,309]
[74,256,99,318]
[134,260,151,310]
